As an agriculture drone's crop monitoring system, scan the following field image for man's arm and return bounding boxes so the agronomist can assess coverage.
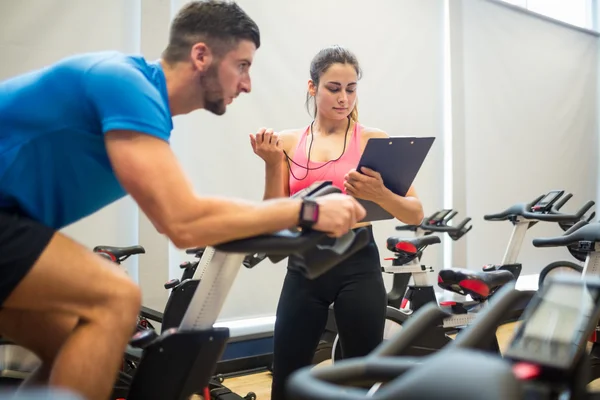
[105,130,303,248]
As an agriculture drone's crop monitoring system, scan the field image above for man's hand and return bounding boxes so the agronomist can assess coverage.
[313,193,367,237]
[250,127,285,166]
[344,167,388,203]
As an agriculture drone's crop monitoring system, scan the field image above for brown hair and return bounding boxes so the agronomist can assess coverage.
[305,45,362,121]
[163,0,260,63]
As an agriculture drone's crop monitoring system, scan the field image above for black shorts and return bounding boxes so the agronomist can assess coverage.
[0,207,55,306]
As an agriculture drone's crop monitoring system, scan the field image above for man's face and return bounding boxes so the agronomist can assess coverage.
[200,39,256,115]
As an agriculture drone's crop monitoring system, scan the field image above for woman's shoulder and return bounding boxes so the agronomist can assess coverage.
[358,124,389,139]
[277,127,306,153]
[277,127,305,139]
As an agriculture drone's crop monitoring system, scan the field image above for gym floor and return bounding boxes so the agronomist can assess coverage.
[196,322,600,400]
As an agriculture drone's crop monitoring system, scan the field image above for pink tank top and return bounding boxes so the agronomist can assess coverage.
[289,122,363,196]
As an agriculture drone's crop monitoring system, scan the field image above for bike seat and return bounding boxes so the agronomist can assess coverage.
[93,245,146,260]
[437,268,515,301]
[386,235,441,253]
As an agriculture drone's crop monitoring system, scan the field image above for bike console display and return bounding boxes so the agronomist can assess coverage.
[504,275,600,373]
[531,190,564,212]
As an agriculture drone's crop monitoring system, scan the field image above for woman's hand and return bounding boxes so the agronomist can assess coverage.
[250,127,285,166]
[344,167,389,203]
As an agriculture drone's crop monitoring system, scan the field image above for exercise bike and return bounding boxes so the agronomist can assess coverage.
[119,246,265,400]
[328,208,473,362]
[285,272,600,400]
[484,190,595,290]
[331,190,595,362]
[531,220,600,384]
[107,183,372,400]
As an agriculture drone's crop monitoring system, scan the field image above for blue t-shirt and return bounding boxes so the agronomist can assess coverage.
[0,51,172,229]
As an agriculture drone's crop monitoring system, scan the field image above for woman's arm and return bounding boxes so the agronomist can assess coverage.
[376,184,424,225]
[344,129,424,225]
[263,160,290,200]
[250,129,298,200]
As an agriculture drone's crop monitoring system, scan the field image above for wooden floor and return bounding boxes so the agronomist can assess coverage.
[197,322,600,400]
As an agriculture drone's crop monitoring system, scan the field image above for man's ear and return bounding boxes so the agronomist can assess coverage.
[190,42,213,73]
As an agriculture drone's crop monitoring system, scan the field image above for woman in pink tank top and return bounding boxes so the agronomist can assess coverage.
[249,45,424,400]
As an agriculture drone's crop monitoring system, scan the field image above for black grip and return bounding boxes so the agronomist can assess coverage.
[286,357,421,400]
[578,201,596,218]
[532,236,574,248]
[564,220,589,235]
[554,193,573,210]
[395,224,419,232]
[216,228,371,279]
[443,210,458,222]
[421,217,470,233]
[532,221,600,248]
[522,200,595,222]
[483,202,531,221]
[292,228,371,280]
[214,229,326,255]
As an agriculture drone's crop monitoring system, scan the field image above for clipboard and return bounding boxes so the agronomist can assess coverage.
[354,136,435,222]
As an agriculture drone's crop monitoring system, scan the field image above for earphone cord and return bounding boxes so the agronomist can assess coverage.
[284,116,351,181]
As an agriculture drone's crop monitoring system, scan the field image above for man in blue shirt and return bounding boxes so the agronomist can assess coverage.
[0,1,366,399]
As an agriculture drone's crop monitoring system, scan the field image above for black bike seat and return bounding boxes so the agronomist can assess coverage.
[437,268,515,301]
[93,245,146,259]
[386,235,441,253]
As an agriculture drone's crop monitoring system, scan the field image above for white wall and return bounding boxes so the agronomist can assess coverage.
[451,0,599,275]
[0,0,142,280]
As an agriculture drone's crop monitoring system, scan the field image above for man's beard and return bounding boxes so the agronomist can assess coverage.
[200,64,226,116]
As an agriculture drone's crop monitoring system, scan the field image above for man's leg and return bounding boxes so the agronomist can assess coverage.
[0,309,77,386]
[0,231,142,400]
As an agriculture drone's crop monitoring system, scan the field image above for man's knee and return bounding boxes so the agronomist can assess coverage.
[101,277,142,327]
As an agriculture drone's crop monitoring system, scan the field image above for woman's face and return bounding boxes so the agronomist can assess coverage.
[310,62,358,121]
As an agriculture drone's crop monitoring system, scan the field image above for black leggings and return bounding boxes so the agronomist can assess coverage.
[271,226,387,400]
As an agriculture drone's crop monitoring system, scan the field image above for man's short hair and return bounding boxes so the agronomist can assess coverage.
[162,0,260,63]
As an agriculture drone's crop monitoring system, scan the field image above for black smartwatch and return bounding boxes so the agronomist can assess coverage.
[299,198,319,229]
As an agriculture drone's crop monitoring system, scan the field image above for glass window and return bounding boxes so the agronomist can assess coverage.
[498,0,594,30]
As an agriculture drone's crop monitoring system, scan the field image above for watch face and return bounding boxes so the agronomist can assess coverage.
[302,202,318,222]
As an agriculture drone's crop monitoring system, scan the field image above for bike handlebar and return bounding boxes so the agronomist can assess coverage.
[285,285,528,400]
[553,192,572,210]
[483,193,594,223]
[420,216,471,233]
[532,221,600,248]
[213,184,371,279]
[286,276,600,400]
[285,304,448,400]
[395,209,472,240]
